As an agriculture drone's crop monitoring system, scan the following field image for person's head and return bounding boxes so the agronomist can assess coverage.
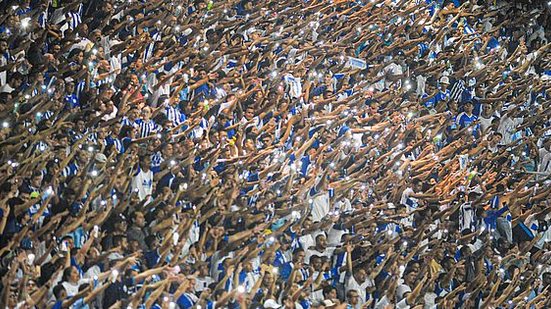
[292,248,305,264]
[262,271,274,287]
[412,178,423,192]
[244,107,255,120]
[53,284,67,300]
[346,289,360,305]
[543,272,551,286]
[132,211,145,228]
[442,256,455,271]
[145,234,159,251]
[309,255,322,270]
[354,267,368,283]
[439,76,450,91]
[114,216,127,233]
[30,171,43,188]
[403,268,418,286]
[481,103,493,117]
[140,156,151,171]
[460,245,472,258]
[161,143,174,157]
[463,101,474,114]
[243,260,253,272]
[62,266,80,283]
[407,260,421,273]
[260,133,273,148]
[447,100,458,113]
[322,285,337,300]
[128,239,141,252]
[141,106,152,121]
[90,29,102,43]
[113,234,128,250]
[315,234,328,251]
[0,40,8,54]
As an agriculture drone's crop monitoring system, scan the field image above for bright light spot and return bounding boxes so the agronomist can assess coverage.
[20,19,29,29]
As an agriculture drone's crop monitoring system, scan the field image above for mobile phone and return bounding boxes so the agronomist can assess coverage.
[60,240,68,252]
[27,253,35,265]
[42,186,54,200]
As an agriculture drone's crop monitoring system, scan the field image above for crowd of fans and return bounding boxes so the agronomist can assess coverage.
[2,0,551,308]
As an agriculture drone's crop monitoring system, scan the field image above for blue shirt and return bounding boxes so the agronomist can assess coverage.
[424,89,450,108]
[177,293,196,309]
[456,112,477,129]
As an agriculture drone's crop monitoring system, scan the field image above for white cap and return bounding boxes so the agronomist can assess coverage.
[263,299,282,309]
[322,300,337,307]
[95,153,108,163]
[440,76,450,84]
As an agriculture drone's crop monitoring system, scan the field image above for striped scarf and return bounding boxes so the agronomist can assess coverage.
[450,79,465,102]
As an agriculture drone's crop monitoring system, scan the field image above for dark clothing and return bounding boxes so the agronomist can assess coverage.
[102,280,126,309]
[127,226,148,251]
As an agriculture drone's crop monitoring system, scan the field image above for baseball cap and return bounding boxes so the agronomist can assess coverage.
[95,153,108,163]
[322,300,337,307]
[263,299,281,309]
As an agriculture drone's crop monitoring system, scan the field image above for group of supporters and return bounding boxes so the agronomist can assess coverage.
[2,0,551,308]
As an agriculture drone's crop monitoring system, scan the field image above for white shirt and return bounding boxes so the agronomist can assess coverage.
[195,276,215,292]
[537,148,551,180]
[416,75,427,96]
[310,191,331,222]
[298,234,315,252]
[479,115,495,133]
[346,275,374,304]
[0,53,9,86]
[400,187,418,211]
[305,247,335,265]
[131,167,153,201]
[62,278,90,297]
[497,116,523,145]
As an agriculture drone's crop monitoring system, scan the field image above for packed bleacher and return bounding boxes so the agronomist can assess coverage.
[2,0,551,308]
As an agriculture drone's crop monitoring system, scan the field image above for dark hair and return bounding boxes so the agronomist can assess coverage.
[53,284,66,299]
[292,248,304,256]
[113,235,126,247]
[62,266,73,282]
[346,289,359,300]
[322,285,336,298]
[145,234,157,248]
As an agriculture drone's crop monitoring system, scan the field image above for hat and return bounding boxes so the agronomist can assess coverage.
[20,237,34,250]
[322,300,337,307]
[440,76,450,84]
[263,299,281,309]
[95,153,108,163]
[29,191,40,199]
[271,218,287,231]
[70,202,83,216]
